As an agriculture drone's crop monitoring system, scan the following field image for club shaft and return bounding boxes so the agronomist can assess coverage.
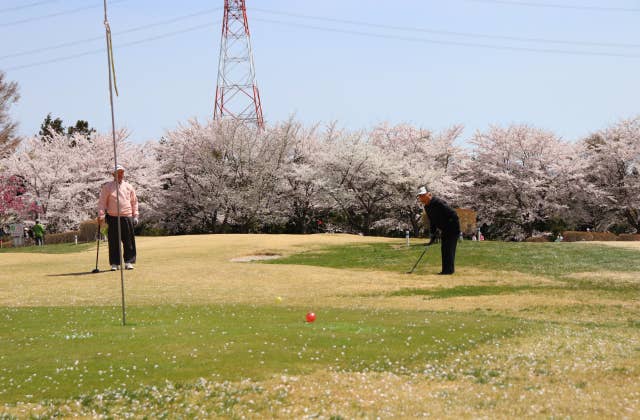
[94,224,101,270]
[407,247,428,274]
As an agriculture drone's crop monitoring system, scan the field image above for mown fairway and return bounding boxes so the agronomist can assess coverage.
[1,235,639,418]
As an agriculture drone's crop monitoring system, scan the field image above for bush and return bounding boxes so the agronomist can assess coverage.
[609,223,634,235]
[137,225,168,236]
[45,231,80,245]
[561,231,618,242]
[456,208,477,236]
[618,233,640,241]
[525,236,551,242]
[44,220,101,245]
[544,218,569,236]
[79,220,100,242]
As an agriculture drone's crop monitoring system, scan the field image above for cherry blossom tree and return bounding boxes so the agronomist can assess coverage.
[270,119,327,233]
[155,120,228,233]
[157,119,293,233]
[318,129,403,234]
[213,121,286,232]
[0,175,31,227]
[369,123,465,235]
[580,116,640,232]
[2,130,161,232]
[156,119,467,235]
[457,124,573,239]
[0,71,20,159]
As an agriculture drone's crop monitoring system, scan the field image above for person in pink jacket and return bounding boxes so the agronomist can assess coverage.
[97,164,139,271]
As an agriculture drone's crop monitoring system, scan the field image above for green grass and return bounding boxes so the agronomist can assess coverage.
[391,282,640,300]
[266,241,640,280]
[0,304,523,403]
[2,237,639,417]
[0,242,92,254]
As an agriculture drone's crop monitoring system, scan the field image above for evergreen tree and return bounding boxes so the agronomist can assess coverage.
[39,114,95,146]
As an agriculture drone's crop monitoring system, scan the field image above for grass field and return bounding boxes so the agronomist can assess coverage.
[1,235,639,417]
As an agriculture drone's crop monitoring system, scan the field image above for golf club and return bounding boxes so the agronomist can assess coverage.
[406,244,429,274]
[92,221,101,273]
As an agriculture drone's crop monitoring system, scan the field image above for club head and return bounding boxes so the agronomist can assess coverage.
[91,268,100,273]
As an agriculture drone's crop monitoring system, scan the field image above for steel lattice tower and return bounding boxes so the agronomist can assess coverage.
[214,0,264,129]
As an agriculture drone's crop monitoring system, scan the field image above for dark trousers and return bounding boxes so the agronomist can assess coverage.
[35,237,44,246]
[106,215,136,265]
[440,232,458,274]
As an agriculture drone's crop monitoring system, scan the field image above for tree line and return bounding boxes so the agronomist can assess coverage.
[1,116,639,240]
[1,72,639,239]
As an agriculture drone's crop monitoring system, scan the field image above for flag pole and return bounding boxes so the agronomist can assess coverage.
[103,0,126,326]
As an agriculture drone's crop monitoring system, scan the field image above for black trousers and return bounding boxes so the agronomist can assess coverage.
[106,215,136,265]
[440,232,459,274]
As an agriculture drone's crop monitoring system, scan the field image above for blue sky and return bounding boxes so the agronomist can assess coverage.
[1,0,639,143]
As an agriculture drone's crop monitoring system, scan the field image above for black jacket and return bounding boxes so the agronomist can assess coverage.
[424,197,460,237]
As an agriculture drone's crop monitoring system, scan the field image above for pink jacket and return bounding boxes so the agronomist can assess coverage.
[98,180,138,218]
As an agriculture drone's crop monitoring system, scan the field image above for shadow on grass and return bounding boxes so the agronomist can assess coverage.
[47,271,108,277]
[390,285,546,299]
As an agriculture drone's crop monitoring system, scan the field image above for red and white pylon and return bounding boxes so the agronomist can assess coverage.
[214,0,264,129]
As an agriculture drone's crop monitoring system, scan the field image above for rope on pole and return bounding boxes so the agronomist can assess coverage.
[104,18,119,97]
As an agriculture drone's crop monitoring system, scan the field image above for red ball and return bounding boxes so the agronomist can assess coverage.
[306,312,316,323]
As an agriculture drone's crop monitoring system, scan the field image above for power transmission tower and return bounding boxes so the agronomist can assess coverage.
[214,0,264,129]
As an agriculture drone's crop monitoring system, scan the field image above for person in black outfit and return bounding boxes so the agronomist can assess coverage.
[417,186,460,275]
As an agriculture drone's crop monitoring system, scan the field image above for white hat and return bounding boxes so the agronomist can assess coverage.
[416,186,428,197]
[112,164,125,173]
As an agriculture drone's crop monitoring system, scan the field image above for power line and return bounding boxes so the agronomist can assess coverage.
[0,7,222,60]
[252,7,640,49]
[6,8,640,72]
[5,22,218,71]
[0,0,128,28]
[252,17,640,59]
[0,0,60,14]
[462,0,640,12]
[1,36,102,61]
[6,5,636,64]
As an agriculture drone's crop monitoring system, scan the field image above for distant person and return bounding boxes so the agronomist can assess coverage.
[32,220,45,246]
[97,164,139,271]
[459,231,463,242]
[416,186,461,275]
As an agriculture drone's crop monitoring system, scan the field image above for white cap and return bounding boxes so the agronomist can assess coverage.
[112,164,125,173]
[416,186,428,197]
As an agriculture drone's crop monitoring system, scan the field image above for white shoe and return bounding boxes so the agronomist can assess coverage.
[125,263,134,270]
[110,265,118,271]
